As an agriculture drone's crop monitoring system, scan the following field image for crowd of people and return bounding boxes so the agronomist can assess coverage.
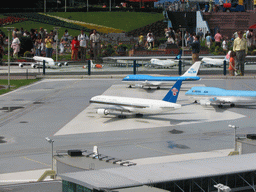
[0,24,254,76]
[162,27,253,76]
[0,27,102,62]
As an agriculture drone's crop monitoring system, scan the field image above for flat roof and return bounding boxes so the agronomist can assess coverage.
[60,153,256,190]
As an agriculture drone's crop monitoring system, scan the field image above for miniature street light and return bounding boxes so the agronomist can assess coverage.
[228,124,239,151]
[45,137,54,170]
[3,27,14,89]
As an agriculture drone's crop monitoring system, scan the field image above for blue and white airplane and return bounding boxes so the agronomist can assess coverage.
[90,80,183,118]
[122,61,201,89]
[185,86,256,108]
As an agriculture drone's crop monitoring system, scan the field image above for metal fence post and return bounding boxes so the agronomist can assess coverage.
[223,60,226,76]
[88,60,91,76]
[133,60,136,75]
[179,60,182,76]
[43,60,46,75]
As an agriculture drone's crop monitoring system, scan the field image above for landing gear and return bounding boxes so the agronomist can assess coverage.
[230,103,235,107]
[194,100,198,103]
[118,115,127,119]
[128,85,132,88]
[218,104,223,108]
[157,86,160,90]
[135,114,143,118]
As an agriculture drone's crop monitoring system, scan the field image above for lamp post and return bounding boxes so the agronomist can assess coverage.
[4,27,14,89]
[180,27,186,71]
[228,124,239,151]
[87,0,89,12]
[44,0,46,12]
[45,137,54,170]
[54,27,60,63]
[109,0,111,11]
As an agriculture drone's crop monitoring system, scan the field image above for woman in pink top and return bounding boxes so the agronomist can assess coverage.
[214,31,222,47]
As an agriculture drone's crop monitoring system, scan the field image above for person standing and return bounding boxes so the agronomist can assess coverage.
[90,29,101,59]
[145,33,154,49]
[11,34,20,59]
[214,31,222,47]
[205,33,212,48]
[71,36,80,60]
[35,34,43,56]
[233,31,247,76]
[191,35,200,64]
[78,30,89,61]
[45,35,53,58]
[228,51,236,76]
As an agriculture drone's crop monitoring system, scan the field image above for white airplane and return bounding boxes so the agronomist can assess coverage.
[5,56,68,68]
[201,51,231,68]
[90,80,183,118]
[147,50,182,68]
[185,86,256,108]
[122,61,201,89]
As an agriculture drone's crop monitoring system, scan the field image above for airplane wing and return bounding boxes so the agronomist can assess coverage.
[199,97,233,107]
[143,81,162,86]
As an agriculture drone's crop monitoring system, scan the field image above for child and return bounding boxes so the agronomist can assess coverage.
[228,51,236,76]
[71,36,79,60]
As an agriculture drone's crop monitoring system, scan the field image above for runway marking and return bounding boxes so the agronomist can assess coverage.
[136,144,174,155]
[21,156,51,167]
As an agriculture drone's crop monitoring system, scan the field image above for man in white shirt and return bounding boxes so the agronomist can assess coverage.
[90,29,101,59]
[78,30,89,61]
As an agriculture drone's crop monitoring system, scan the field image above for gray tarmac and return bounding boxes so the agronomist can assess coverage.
[0,65,256,188]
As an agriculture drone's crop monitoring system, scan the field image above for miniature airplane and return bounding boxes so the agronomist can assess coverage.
[83,60,103,69]
[5,56,68,68]
[185,86,256,108]
[147,50,182,68]
[201,51,230,68]
[122,61,201,89]
[90,80,183,118]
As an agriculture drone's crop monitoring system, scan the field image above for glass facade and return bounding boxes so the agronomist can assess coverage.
[62,180,92,192]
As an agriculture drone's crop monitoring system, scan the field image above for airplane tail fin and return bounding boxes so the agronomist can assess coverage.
[182,61,201,77]
[162,80,182,103]
[175,49,182,60]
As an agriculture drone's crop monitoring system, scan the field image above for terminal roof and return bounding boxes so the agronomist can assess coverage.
[60,153,256,190]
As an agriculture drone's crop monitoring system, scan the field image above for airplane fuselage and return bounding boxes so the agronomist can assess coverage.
[186,87,256,105]
[122,75,200,87]
[90,95,181,114]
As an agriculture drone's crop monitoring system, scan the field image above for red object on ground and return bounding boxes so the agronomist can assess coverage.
[95,64,102,69]
[223,3,231,8]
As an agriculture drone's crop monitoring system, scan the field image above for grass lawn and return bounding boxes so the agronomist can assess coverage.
[0,79,39,95]
[0,20,82,38]
[47,12,164,32]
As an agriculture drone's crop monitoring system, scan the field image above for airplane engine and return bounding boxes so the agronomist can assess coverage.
[31,64,36,68]
[199,99,211,106]
[19,63,24,68]
[97,109,110,115]
[57,63,62,67]
[64,62,68,66]
[135,84,143,88]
